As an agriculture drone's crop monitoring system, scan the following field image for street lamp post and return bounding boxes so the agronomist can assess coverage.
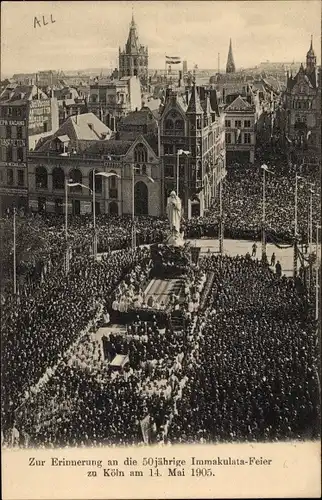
[219,172,224,255]
[294,174,305,277]
[176,149,190,196]
[13,207,17,295]
[315,224,320,322]
[260,164,274,260]
[94,171,121,260]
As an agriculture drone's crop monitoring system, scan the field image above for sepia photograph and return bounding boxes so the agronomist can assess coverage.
[0,0,321,498]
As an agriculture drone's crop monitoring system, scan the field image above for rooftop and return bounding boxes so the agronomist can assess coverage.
[35,112,113,151]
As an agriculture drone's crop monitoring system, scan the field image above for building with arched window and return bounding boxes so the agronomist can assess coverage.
[159,84,226,217]
[283,38,320,166]
[27,134,161,216]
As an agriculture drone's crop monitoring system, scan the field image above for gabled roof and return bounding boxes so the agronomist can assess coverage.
[119,107,156,127]
[225,95,252,111]
[0,84,48,103]
[186,85,204,114]
[35,113,112,151]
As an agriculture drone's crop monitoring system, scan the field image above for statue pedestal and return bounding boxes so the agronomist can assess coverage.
[165,231,184,247]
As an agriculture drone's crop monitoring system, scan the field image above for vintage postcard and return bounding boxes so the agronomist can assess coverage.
[1,0,321,498]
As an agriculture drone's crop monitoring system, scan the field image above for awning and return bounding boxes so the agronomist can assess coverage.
[57,135,70,142]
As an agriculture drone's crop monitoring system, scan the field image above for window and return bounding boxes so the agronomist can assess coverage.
[6,126,11,139]
[17,169,24,186]
[134,143,147,163]
[225,133,231,144]
[69,169,82,192]
[225,120,231,128]
[244,120,251,128]
[7,169,14,185]
[164,164,174,178]
[17,127,23,139]
[244,133,251,144]
[235,120,242,128]
[165,119,174,130]
[196,117,202,129]
[6,147,13,162]
[175,119,184,130]
[35,166,48,189]
[52,167,65,190]
[142,164,147,175]
[43,122,48,133]
[164,144,174,155]
[17,147,24,162]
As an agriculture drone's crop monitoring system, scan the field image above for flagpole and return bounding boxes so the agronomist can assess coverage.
[13,207,17,295]
[93,169,96,260]
[315,224,320,321]
[65,178,69,275]
[176,150,179,195]
[262,166,266,259]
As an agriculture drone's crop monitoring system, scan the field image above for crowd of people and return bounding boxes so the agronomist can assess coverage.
[168,254,320,443]
[2,247,319,447]
[1,160,320,298]
[1,246,151,440]
[1,156,320,448]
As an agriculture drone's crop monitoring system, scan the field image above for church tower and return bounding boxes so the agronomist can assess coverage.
[306,35,316,74]
[119,13,148,87]
[226,39,236,74]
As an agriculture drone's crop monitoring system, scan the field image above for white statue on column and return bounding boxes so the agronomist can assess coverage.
[166,191,184,247]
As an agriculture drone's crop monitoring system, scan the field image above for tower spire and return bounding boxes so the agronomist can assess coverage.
[226,38,236,74]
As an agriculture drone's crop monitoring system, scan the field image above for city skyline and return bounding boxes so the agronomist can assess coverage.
[1,0,321,77]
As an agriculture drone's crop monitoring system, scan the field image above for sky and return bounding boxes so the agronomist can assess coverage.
[1,0,321,77]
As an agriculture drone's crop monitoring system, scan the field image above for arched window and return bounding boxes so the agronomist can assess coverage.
[35,166,48,189]
[134,143,147,163]
[89,170,102,193]
[52,167,65,190]
[165,119,174,130]
[175,119,184,130]
[69,168,82,192]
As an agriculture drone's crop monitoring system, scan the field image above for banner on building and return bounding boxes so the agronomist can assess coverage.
[28,99,52,136]
[80,201,92,214]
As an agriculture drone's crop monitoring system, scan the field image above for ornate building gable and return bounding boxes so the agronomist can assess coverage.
[124,134,158,162]
[225,95,252,112]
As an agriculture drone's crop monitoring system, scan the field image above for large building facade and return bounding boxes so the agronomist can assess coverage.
[88,76,142,129]
[224,95,256,165]
[283,39,320,166]
[159,85,226,218]
[119,14,148,88]
[0,84,59,213]
[27,133,161,217]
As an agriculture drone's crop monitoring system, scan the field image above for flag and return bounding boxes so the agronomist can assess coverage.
[166,56,181,64]
[307,130,311,140]
[177,149,190,156]
[236,129,241,142]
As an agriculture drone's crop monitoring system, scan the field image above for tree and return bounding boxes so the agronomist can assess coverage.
[0,215,51,294]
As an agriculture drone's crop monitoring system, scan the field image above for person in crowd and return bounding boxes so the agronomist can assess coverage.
[275,260,282,277]
[271,252,276,267]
